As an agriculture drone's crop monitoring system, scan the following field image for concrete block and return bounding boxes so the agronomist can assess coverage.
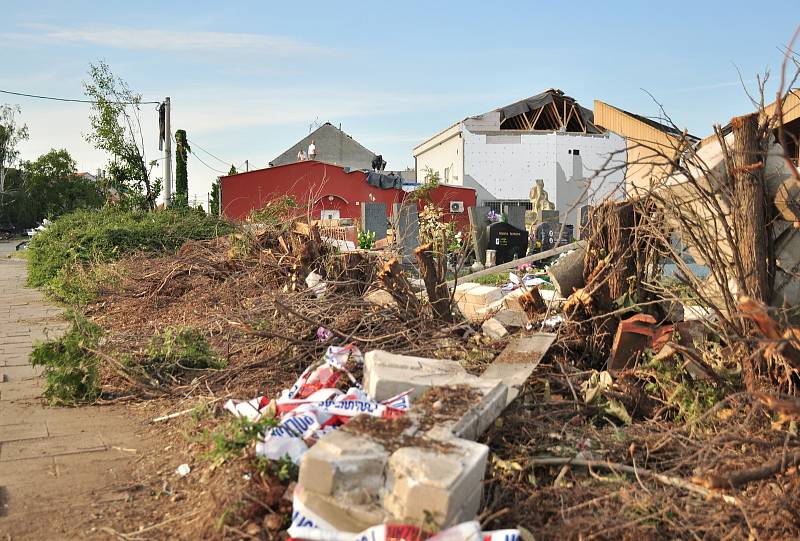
[364,289,396,307]
[364,350,470,401]
[453,282,480,303]
[463,285,502,306]
[293,483,385,534]
[456,301,479,321]
[481,318,508,340]
[298,429,389,500]
[383,438,489,528]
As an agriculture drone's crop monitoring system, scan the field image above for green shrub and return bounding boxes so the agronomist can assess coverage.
[26,207,235,295]
[30,311,102,405]
[209,416,277,462]
[139,327,225,380]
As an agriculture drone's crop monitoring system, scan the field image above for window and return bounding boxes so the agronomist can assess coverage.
[444,167,450,183]
[570,149,580,155]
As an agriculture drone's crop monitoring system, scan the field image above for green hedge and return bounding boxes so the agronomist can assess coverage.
[27,207,235,294]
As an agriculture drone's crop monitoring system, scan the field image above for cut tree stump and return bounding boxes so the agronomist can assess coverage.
[378,258,421,319]
[414,243,453,322]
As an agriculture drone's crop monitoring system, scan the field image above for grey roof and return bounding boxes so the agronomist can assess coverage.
[270,123,377,170]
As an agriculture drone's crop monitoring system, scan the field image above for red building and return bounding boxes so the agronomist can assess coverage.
[220,161,476,230]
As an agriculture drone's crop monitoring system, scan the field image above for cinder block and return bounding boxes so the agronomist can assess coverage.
[364,350,471,401]
[463,285,502,306]
[481,318,508,340]
[383,438,489,528]
[298,429,389,500]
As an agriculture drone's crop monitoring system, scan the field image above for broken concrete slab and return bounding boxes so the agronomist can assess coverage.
[482,333,556,405]
[547,246,585,298]
[296,412,493,531]
[481,318,508,340]
[293,483,385,534]
[493,332,557,365]
[491,308,528,329]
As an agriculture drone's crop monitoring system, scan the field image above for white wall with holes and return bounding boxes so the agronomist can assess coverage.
[462,129,626,225]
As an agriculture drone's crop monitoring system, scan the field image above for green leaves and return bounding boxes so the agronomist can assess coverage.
[29,311,102,405]
[83,60,154,209]
[26,207,235,301]
[143,327,225,380]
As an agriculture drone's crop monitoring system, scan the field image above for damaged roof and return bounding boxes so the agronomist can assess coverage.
[487,89,601,134]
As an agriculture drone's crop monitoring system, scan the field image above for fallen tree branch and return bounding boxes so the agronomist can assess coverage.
[702,449,800,489]
[528,456,741,506]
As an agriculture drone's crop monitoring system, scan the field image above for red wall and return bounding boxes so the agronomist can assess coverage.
[220,161,476,230]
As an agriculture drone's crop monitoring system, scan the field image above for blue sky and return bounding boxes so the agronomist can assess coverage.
[1,0,798,205]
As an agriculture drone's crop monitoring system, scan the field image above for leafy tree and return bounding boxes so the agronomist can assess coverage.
[209,178,220,216]
[23,149,103,219]
[0,167,33,227]
[174,129,191,206]
[0,104,30,215]
[208,164,236,216]
[83,61,156,210]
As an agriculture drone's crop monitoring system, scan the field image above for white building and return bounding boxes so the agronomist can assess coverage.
[413,89,626,226]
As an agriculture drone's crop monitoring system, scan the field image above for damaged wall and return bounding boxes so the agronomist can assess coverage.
[461,128,626,226]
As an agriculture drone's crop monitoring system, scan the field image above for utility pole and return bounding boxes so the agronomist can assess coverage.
[245,159,249,172]
[163,97,173,203]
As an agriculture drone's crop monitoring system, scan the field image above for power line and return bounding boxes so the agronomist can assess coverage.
[186,137,231,166]
[0,88,160,105]
[189,150,228,175]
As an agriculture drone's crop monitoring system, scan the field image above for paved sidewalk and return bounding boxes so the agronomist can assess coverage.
[0,252,149,540]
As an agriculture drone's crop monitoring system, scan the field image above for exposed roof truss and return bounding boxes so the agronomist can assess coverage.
[498,90,600,133]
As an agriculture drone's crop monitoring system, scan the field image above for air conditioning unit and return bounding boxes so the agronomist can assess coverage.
[450,201,465,213]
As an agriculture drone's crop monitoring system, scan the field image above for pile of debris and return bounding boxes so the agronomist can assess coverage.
[71,137,800,540]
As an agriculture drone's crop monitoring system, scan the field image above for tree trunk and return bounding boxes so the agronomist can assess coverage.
[582,201,637,310]
[731,113,770,392]
[414,243,453,322]
[731,113,768,303]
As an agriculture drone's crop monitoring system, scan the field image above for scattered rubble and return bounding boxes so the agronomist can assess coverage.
[35,99,800,540]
